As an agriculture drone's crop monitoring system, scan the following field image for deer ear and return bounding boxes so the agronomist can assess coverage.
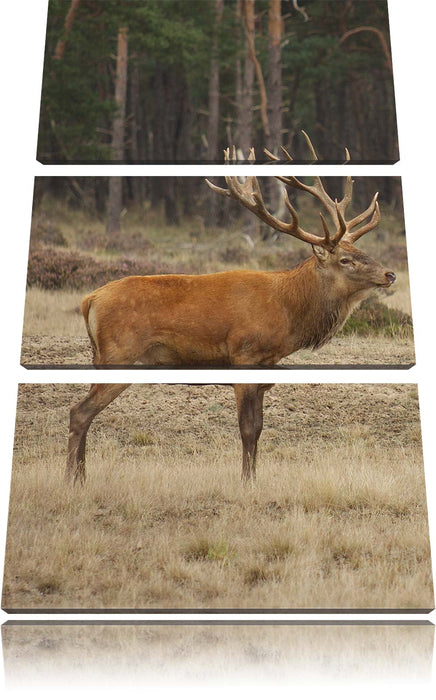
[312,245,330,262]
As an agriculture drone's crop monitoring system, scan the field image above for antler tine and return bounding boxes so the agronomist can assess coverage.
[275,172,339,224]
[236,179,328,247]
[209,146,258,204]
[334,175,354,219]
[339,140,353,211]
[330,200,348,245]
[264,147,279,162]
[301,130,318,161]
[341,175,354,205]
[280,187,328,246]
[319,213,332,248]
[206,146,252,201]
[346,191,379,229]
[205,178,232,198]
[265,135,340,221]
[247,180,324,246]
[344,195,380,243]
[264,145,294,162]
[250,134,340,244]
[280,145,293,161]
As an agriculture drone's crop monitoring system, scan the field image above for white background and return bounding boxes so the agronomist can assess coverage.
[0,0,435,698]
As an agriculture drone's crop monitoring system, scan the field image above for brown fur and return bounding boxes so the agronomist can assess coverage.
[81,243,394,368]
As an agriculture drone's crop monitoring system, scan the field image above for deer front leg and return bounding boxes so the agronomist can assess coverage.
[233,384,273,482]
[67,383,130,485]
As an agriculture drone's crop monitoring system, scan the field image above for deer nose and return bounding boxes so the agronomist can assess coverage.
[385,271,396,285]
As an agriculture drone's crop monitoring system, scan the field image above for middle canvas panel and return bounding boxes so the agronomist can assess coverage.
[22,175,413,369]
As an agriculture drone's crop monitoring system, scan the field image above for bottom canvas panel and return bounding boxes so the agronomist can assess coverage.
[2,622,433,686]
[2,383,434,612]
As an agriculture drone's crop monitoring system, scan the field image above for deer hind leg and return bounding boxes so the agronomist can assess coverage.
[66,383,130,485]
[234,384,271,482]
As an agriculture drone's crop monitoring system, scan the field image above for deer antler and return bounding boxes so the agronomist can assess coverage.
[264,132,380,245]
[206,133,380,249]
[206,146,333,248]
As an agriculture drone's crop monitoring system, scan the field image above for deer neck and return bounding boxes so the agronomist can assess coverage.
[283,256,356,351]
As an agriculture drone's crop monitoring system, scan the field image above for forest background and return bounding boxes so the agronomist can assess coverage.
[35,0,401,252]
[38,0,397,166]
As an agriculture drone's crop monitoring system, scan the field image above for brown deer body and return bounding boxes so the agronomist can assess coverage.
[67,135,396,485]
[82,247,393,368]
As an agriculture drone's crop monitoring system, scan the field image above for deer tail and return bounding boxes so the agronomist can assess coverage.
[81,293,99,365]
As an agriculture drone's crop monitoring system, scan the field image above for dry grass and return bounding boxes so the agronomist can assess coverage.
[22,287,84,336]
[288,333,414,366]
[2,384,433,611]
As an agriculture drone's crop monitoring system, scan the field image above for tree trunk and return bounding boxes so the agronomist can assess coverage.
[266,0,282,155]
[207,0,224,161]
[129,64,140,164]
[242,0,269,139]
[232,0,258,237]
[106,27,128,239]
[265,0,283,219]
[110,26,128,162]
[205,0,224,227]
[236,0,255,156]
[54,0,81,60]
[129,65,145,203]
[106,177,123,243]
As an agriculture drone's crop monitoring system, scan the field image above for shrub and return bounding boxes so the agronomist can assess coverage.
[80,229,155,253]
[27,245,186,290]
[259,248,307,270]
[341,295,413,337]
[219,245,251,266]
[30,215,68,247]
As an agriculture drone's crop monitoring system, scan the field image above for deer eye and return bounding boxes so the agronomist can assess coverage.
[339,258,351,265]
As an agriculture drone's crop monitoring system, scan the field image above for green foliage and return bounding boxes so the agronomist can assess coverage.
[206,403,223,414]
[131,0,211,68]
[132,432,155,447]
[207,541,233,566]
[183,537,233,566]
[341,296,413,337]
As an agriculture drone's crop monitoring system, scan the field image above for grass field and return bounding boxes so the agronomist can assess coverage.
[2,384,433,611]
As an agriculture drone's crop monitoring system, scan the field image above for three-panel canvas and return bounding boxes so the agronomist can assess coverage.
[1,0,434,689]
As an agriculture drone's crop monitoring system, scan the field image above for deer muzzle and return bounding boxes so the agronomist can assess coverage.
[384,271,396,286]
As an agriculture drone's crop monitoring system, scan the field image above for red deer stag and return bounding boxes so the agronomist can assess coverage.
[67,137,396,485]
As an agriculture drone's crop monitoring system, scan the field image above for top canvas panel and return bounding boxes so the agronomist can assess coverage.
[37,0,399,165]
